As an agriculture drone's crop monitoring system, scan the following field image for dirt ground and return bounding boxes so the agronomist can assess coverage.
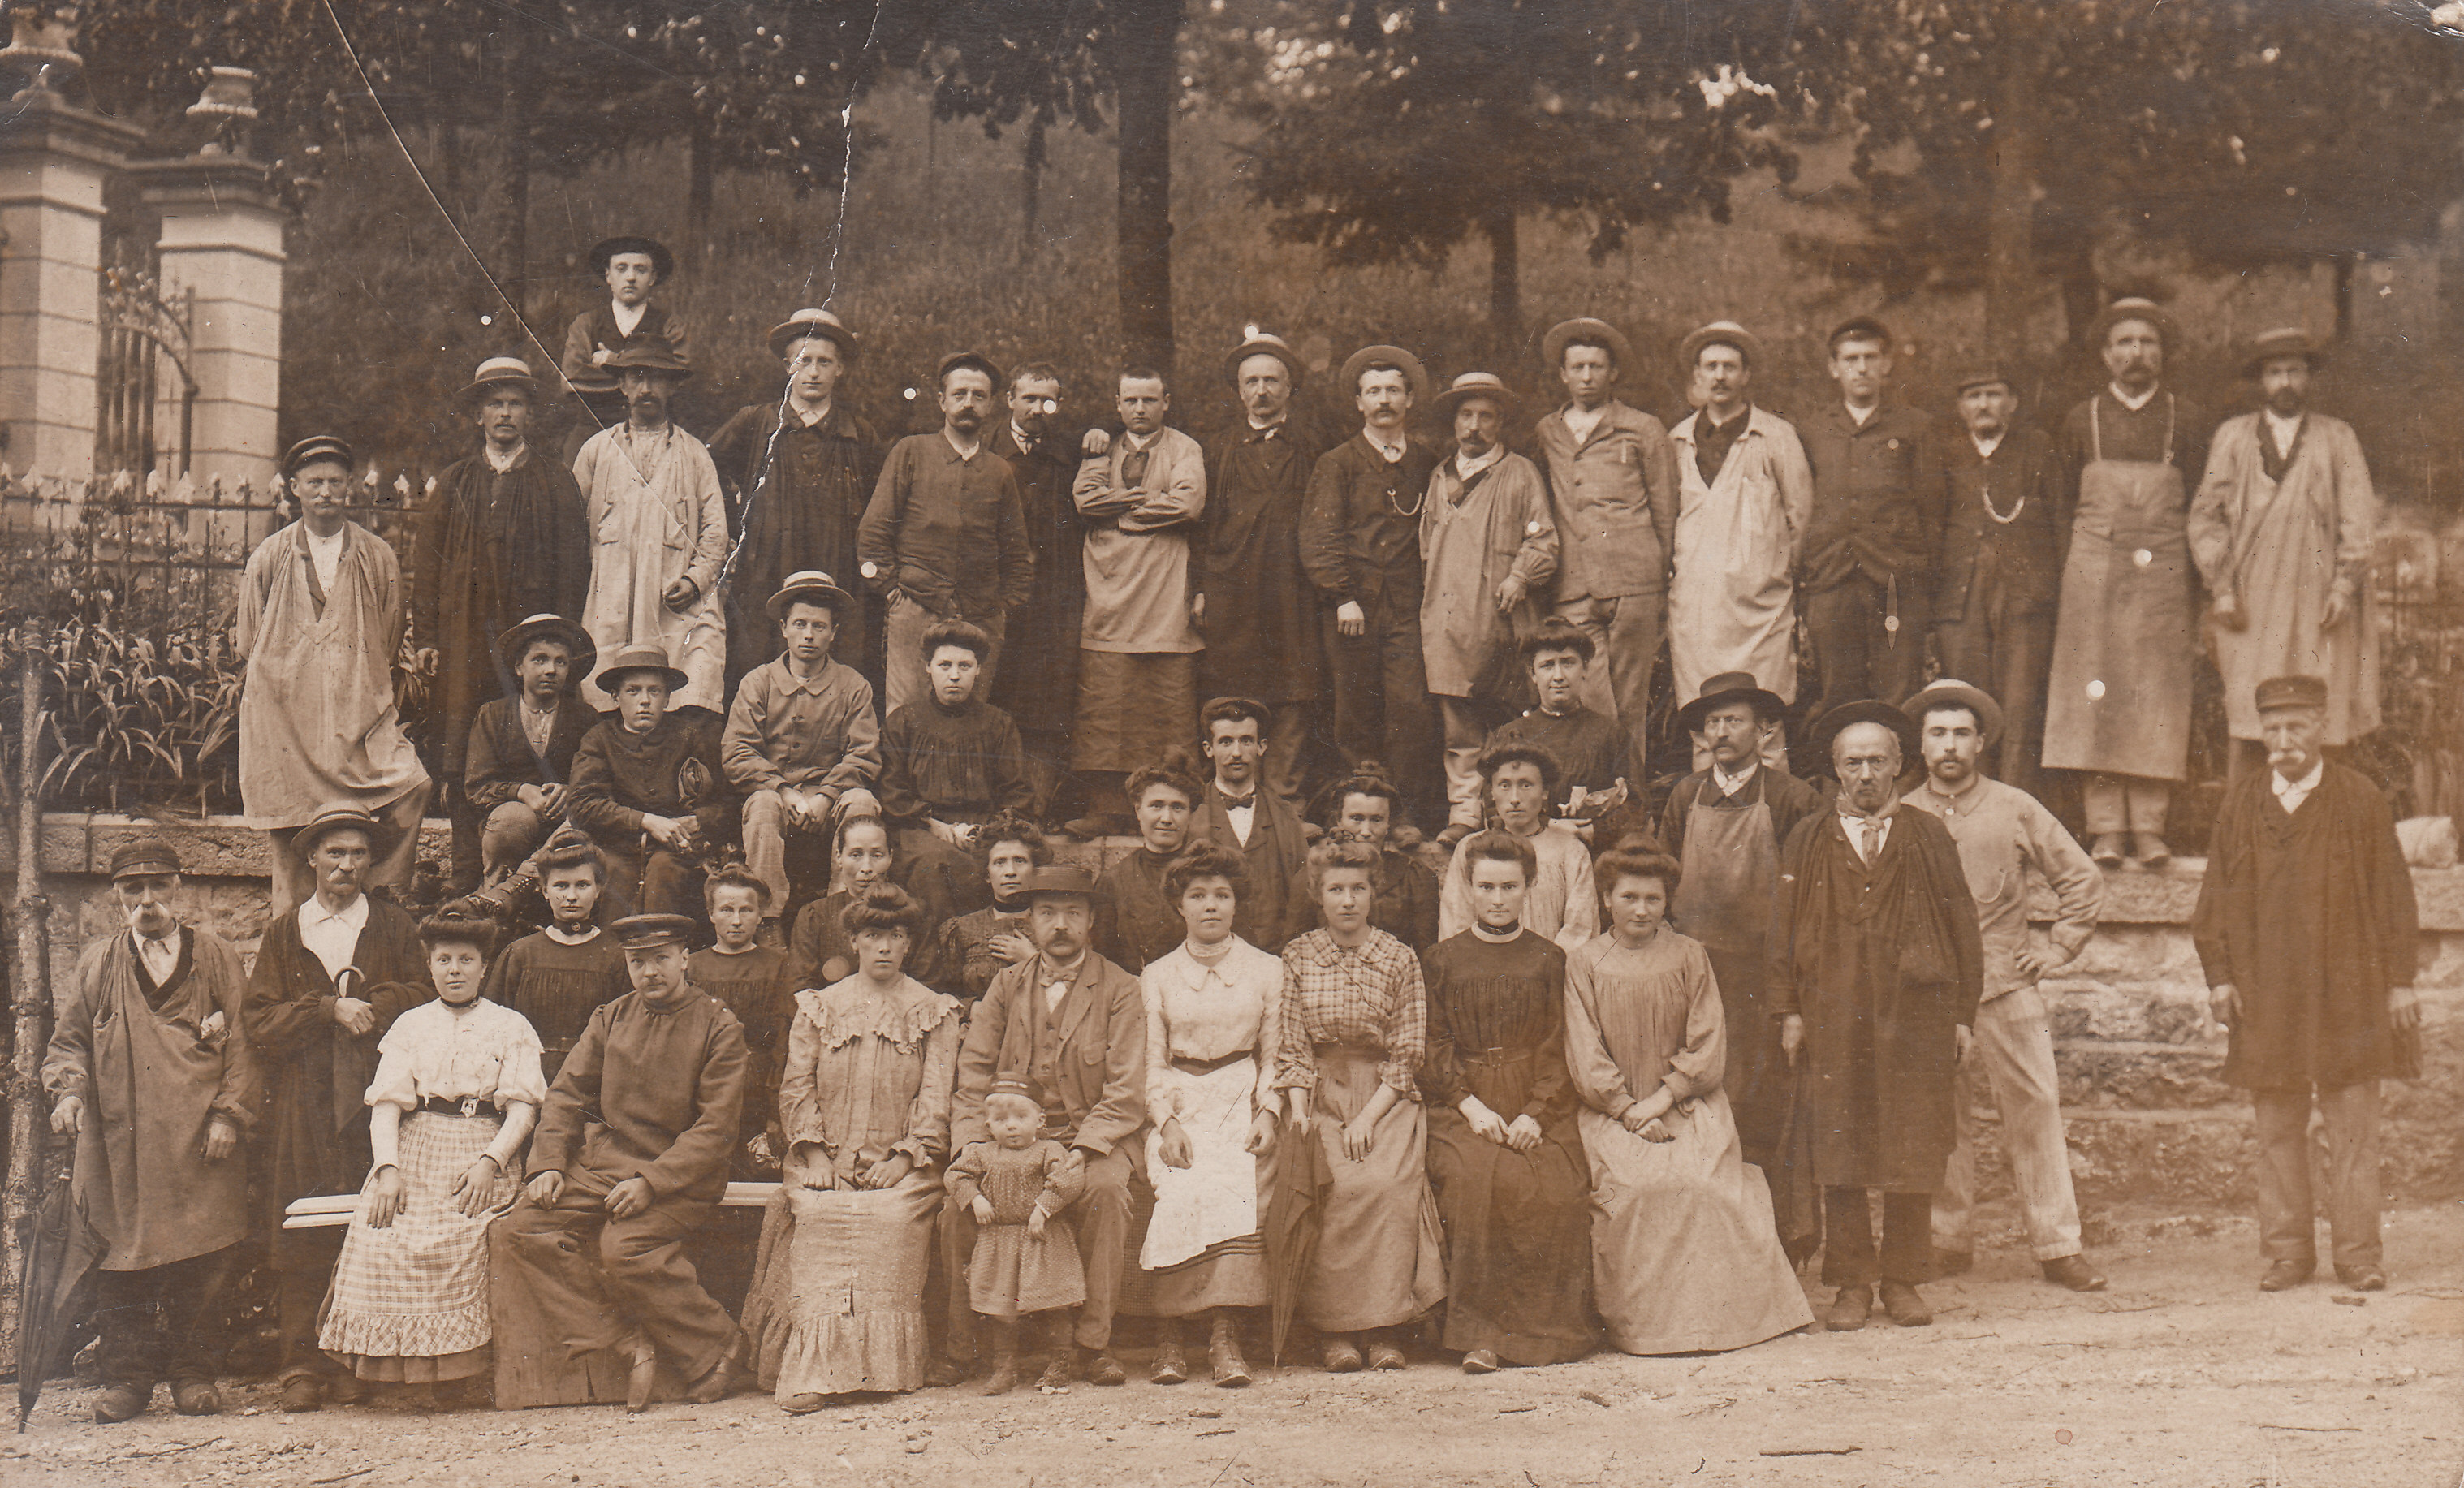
[8,1203,2461,1488]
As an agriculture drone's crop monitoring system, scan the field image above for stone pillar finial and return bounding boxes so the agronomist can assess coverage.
[186,65,259,158]
[0,3,84,98]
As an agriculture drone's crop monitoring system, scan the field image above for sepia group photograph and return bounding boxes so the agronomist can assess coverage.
[0,1,2458,1484]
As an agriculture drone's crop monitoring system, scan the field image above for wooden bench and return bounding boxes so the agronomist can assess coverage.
[280,1180,783,1228]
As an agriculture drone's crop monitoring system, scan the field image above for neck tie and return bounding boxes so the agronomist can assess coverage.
[1122,446,1150,489]
[1862,818,1883,863]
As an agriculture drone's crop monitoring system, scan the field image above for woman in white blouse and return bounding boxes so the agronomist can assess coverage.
[318,912,545,1401]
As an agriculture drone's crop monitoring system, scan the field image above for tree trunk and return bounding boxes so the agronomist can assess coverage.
[1984,8,2039,366]
[687,110,715,265]
[1483,204,1521,343]
[2332,252,2358,339]
[498,18,535,311]
[1021,114,1047,261]
[1113,0,1179,369]
[2,639,56,1377]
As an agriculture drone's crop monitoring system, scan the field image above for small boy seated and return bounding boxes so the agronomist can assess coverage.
[914,811,1047,1003]
[1482,619,1633,830]
[465,614,600,882]
[878,619,1029,929]
[688,866,791,1177]
[723,570,879,935]
[481,827,632,1081]
[569,643,739,920]
[780,813,896,996]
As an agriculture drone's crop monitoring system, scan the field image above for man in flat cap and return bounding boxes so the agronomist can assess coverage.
[1931,369,2068,800]
[859,351,1036,717]
[45,840,260,1422]
[464,615,600,882]
[1301,344,1442,826]
[1767,701,1983,1331]
[1797,317,1948,718]
[1666,321,1811,770]
[2194,675,2419,1294]
[947,865,1146,1387]
[2190,330,2380,782]
[1534,317,1681,776]
[491,912,753,1408]
[573,337,731,717]
[416,356,593,891]
[1419,371,1558,843]
[559,235,690,461]
[244,806,429,1410]
[989,361,1093,815]
[710,308,885,694]
[239,436,432,913]
[2047,297,2212,869]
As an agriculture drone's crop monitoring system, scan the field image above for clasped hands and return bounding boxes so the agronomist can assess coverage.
[523,1170,656,1220]
[1458,1095,1543,1153]
[788,1142,913,1192]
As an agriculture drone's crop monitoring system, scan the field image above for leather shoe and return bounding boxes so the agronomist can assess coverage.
[1036,1349,1078,1390]
[1208,1336,1252,1388]
[1150,1336,1188,1385]
[326,1372,366,1406]
[170,1379,222,1417]
[923,1352,974,1387]
[2259,1260,2314,1292]
[2133,834,2172,869]
[2042,1255,2108,1292]
[1879,1281,1933,1327]
[1461,1348,1499,1374]
[684,1352,750,1404]
[1366,1339,1406,1371]
[1824,1285,1872,1331]
[782,1393,831,1415]
[1930,1246,1973,1279]
[93,1382,149,1423]
[1322,1337,1363,1373]
[1083,1348,1128,1387]
[1435,823,1474,848]
[2336,1266,2387,1292]
[2090,833,2125,868]
[278,1374,323,1413]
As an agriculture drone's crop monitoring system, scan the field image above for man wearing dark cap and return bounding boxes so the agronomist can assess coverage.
[710,308,885,692]
[2194,675,2419,1294]
[947,865,1146,1387]
[859,351,1036,717]
[2046,297,2212,869]
[1767,701,1983,1331]
[45,841,261,1422]
[1901,680,2107,1294]
[570,644,739,919]
[239,435,432,913]
[2190,330,2380,783]
[491,912,752,1410]
[1932,369,2067,800]
[416,356,593,891]
[1301,343,1442,825]
[1797,317,1948,716]
[1533,317,1680,772]
[464,614,601,881]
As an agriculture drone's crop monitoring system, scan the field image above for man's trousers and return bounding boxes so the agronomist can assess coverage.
[2253,1081,2382,1273]
[1805,575,1925,715]
[1931,987,2086,1261]
[1553,590,1659,779]
[93,1245,239,1390]
[490,1184,741,1402]
[1821,1188,1931,1289]
[1933,598,2055,800]
[1322,594,1438,826]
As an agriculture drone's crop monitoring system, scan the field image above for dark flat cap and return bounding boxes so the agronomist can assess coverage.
[296,805,387,856]
[602,338,693,379]
[1952,368,2013,395]
[935,351,1003,390]
[108,838,183,880]
[1827,316,1895,352]
[611,912,698,950]
[282,435,355,477]
[2255,675,2329,712]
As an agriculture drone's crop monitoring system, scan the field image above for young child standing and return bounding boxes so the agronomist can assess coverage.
[780,813,895,994]
[689,865,792,1175]
[945,1077,1087,1395]
[480,828,631,1081]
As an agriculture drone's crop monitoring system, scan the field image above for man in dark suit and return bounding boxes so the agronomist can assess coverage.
[987,361,1088,817]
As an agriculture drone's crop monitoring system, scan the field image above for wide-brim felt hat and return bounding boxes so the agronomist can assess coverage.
[1678,321,1759,371]
[770,307,858,360]
[108,837,183,880]
[766,569,855,619]
[610,912,697,950]
[602,339,693,379]
[295,805,390,856]
[1674,671,1789,735]
[2240,326,2326,377]
[1809,699,1922,774]
[496,613,595,674]
[588,235,675,283]
[1431,371,1519,421]
[459,356,539,403]
[1542,317,1633,370]
[1905,678,2007,748]
[1337,343,1428,403]
[593,642,690,695]
[282,434,355,477]
[935,351,1003,390]
[1226,331,1304,389]
[2087,296,2178,351]
[1021,864,1099,900]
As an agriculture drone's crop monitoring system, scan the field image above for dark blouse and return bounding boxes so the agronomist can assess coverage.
[1095,848,1183,973]
[482,928,631,1078]
[877,697,1035,825]
[1419,929,1573,1124]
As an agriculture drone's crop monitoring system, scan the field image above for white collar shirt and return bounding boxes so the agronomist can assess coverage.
[1839,809,1893,864]
[135,929,180,985]
[1454,444,1506,481]
[2273,759,2324,814]
[1711,760,1760,799]
[2108,382,2158,412]
[298,893,371,980]
[1560,402,1608,446]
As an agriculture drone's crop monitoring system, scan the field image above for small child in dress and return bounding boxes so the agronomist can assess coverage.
[945,1077,1086,1395]
[688,865,790,1176]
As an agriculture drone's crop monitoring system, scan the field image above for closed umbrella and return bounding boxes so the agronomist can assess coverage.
[1262,1124,1332,1372]
[15,1167,104,1430]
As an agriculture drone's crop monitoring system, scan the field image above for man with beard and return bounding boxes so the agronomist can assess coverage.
[989,363,1090,814]
[414,357,592,891]
[859,352,1035,716]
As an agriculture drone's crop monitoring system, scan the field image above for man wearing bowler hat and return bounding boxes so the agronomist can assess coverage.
[571,643,740,920]
[1534,317,1680,774]
[710,308,885,692]
[1901,680,2107,1294]
[416,356,593,891]
[1767,699,1983,1331]
[1419,370,1559,843]
[1301,343,1442,825]
[561,236,689,397]
[947,865,1146,1387]
[464,614,601,881]
[239,435,432,914]
[45,840,260,1423]
[2190,329,2380,783]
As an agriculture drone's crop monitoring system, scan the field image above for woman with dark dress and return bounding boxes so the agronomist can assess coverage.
[782,813,896,994]
[1094,758,1202,973]
[1307,766,1441,953]
[479,829,628,1081]
[915,812,1047,1003]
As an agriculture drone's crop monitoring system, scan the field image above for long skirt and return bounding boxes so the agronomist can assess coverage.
[742,1168,941,1399]
[1141,1055,1273,1315]
[1582,1091,1814,1355]
[1425,1050,1594,1365]
[1298,1046,1445,1334]
[319,1110,520,1382]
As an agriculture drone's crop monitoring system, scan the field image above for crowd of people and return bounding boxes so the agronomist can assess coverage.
[37,235,2425,1425]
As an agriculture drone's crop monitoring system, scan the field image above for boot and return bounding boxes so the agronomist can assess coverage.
[1150,1320,1189,1386]
[1207,1313,1252,1389]
[981,1321,1021,1397]
[623,1330,658,1414]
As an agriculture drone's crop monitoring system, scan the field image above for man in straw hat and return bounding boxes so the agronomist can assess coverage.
[45,839,260,1423]
[2047,296,2213,869]
[710,308,884,692]
[573,336,731,715]
[1666,321,1810,769]
[464,614,600,881]
[1533,317,1679,775]
[571,643,739,919]
[1768,699,1983,1331]
[1901,680,2108,1294]
[722,570,880,930]
[239,435,432,913]
[1419,370,1558,843]
[2190,328,2380,781]
[1301,343,1441,826]
[2194,675,2419,1294]
[416,355,593,891]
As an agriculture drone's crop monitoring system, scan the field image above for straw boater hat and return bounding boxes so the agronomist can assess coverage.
[281,434,354,477]
[108,837,183,881]
[1337,343,1428,403]
[766,570,854,619]
[1020,864,1099,900]
[1673,671,1789,735]
[1225,330,1304,388]
[602,339,693,379]
[593,642,690,695]
[609,912,697,950]
[1431,371,1519,421]
[1905,678,2008,749]
[1809,699,1921,773]
[2240,326,2326,378]
[1678,320,1760,370]
[295,805,386,857]
[934,350,1003,390]
[769,307,858,360]
[2087,296,2177,349]
[1541,317,1633,370]
[587,235,674,283]
[460,356,538,403]
[495,613,595,674]
[2255,674,2329,713]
